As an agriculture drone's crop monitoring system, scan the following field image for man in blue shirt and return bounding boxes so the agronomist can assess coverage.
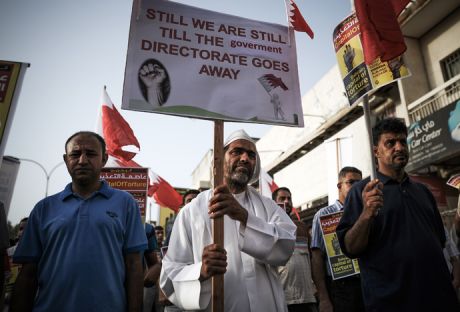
[11,131,147,312]
[336,118,460,311]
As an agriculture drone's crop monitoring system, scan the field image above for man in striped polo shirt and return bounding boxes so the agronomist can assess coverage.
[311,167,364,312]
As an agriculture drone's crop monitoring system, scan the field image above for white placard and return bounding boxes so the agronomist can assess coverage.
[122,0,304,127]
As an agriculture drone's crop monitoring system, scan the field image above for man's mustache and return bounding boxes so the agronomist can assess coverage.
[393,152,408,158]
[233,163,251,171]
[74,166,92,170]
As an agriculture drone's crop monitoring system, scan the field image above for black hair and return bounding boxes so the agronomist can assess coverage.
[65,131,106,155]
[272,187,291,201]
[182,189,200,205]
[338,166,362,180]
[372,118,407,146]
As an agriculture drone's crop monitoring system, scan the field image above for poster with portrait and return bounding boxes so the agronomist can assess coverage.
[319,211,360,280]
[333,13,410,106]
[100,167,149,217]
[122,0,303,126]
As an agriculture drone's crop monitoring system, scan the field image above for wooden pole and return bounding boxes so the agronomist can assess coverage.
[212,120,224,312]
[363,95,377,180]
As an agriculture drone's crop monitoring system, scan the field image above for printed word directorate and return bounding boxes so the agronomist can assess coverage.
[141,39,290,72]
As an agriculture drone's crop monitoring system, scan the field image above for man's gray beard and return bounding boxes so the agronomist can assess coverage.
[227,172,250,190]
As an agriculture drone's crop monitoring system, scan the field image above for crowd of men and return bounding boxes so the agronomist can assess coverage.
[1,118,460,311]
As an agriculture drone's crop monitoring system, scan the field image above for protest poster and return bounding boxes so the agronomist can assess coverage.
[319,211,360,280]
[333,13,410,106]
[0,61,28,163]
[122,0,303,126]
[100,167,149,217]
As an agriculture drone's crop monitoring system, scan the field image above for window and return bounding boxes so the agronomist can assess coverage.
[441,48,460,81]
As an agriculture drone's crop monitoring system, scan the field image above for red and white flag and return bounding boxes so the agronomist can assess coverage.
[97,88,140,162]
[292,207,301,221]
[149,172,183,212]
[97,88,182,212]
[106,156,183,212]
[285,0,314,39]
[354,0,411,64]
[259,168,279,198]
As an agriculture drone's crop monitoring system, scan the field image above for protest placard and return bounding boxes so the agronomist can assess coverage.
[447,173,460,190]
[333,13,410,106]
[100,167,149,217]
[0,61,28,162]
[319,211,360,280]
[122,0,303,126]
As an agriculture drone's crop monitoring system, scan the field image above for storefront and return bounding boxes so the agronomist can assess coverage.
[407,98,460,227]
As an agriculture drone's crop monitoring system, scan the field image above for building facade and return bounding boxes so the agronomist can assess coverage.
[258,0,460,223]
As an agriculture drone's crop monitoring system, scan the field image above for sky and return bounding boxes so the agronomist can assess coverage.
[1,0,351,224]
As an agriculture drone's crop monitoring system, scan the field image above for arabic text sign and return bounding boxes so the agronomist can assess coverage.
[100,167,149,217]
[122,0,303,126]
[407,99,460,172]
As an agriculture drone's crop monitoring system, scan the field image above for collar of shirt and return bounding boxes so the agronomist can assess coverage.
[376,171,410,186]
[59,180,113,201]
[333,199,343,211]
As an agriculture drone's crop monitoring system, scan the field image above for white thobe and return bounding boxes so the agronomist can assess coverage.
[160,186,296,311]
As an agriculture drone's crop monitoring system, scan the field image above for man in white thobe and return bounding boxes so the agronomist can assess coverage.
[160,129,296,311]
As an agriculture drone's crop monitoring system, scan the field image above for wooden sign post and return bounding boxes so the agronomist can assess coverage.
[212,120,224,312]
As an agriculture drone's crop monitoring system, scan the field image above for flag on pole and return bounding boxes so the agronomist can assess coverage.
[292,207,301,221]
[354,0,411,64]
[98,88,140,162]
[259,168,279,198]
[107,156,183,212]
[285,0,314,39]
[149,172,183,212]
[97,88,182,212]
